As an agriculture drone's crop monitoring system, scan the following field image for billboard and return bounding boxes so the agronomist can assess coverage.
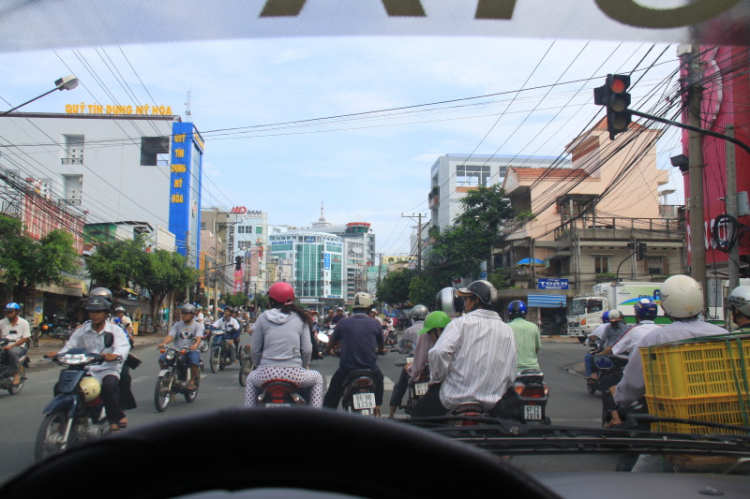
[169,122,204,268]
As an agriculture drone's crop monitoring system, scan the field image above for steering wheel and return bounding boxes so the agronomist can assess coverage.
[0,408,561,499]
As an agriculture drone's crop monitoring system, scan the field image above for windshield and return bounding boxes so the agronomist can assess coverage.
[1,0,750,494]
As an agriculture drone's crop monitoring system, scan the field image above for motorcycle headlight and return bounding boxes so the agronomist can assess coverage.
[165,350,176,361]
[60,353,89,365]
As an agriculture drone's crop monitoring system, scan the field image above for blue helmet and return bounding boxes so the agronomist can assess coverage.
[634,297,658,320]
[601,311,610,323]
[507,300,527,320]
[5,302,20,311]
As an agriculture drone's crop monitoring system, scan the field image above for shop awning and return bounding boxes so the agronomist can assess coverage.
[528,294,567,308]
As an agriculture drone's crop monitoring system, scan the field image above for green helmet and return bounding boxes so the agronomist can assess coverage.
[418,311,451,335]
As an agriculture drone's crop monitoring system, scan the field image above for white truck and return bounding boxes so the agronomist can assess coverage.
[567,281,664,337]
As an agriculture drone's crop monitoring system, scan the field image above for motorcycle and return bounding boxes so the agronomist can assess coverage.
[0,338,28,394]
[209,330,235,373]
[256,379,307,406]
[47,316,80,344]
[584,335,603,394]
[511,369,551,425]
[341,369,378,416]
[450,402,490,426]
[593,354,629,425]
[382,322,397,346]
[35,336,115,461]
[199,326,212,353]
[154,346,199,412]
[31,319,54,348]
[238,344,255,387]
[403,366,430,415]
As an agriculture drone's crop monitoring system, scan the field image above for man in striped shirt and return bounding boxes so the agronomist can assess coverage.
[413,280,517,417]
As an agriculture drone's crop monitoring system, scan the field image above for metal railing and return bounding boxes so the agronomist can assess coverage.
[554,216,683,240]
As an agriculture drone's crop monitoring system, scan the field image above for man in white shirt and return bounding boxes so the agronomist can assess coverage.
[412,280,517,417]
[0,302,30,385]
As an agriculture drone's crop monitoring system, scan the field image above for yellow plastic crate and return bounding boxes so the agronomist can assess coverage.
[646,394,750,435]
[641,335,750,399]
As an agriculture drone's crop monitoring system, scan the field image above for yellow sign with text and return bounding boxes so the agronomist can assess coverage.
[65,103,174,116]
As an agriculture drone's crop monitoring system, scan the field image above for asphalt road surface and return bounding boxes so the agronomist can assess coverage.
[0,334,609,484]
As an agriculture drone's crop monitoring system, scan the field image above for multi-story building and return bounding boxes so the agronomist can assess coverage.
[226,208,268,297]
[0,111,204,267]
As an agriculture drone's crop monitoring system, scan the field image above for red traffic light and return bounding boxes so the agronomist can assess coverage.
[607,74,630,94]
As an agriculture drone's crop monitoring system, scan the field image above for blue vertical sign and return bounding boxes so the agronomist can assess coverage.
[323,252,331,270]
[169,122,203,267]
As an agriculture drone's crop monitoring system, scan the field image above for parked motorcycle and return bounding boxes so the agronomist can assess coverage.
[34,337,114,461]
[209,330,234,373]
[0,338,28,394]
[511,369,551,425]
[47,315,80,344]
[153,346,199,412]
[341,369,378,416]
[256,379,307,406]
[238,344,255,387]
[31,320,54,348]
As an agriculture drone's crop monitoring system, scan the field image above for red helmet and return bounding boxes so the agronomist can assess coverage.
[268,282,295,305]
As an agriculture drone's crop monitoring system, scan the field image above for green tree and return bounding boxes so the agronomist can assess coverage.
[0,214,79,300]
[138,250,199,330]
[224,292,248,308]
[376,269,414,308]
[85,236,148,293]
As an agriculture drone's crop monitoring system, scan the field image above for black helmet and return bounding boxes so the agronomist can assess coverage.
[456,280,498,306]
[85,296,111,311]
[181,304,197,314]
[508,300,527,320]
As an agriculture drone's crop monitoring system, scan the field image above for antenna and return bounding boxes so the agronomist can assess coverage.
[184,90,192,118]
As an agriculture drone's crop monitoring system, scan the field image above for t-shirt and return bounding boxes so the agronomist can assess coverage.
[508,318,541,371]
[168,320,204,349]
[331,313,383,371]
[0,317,31,342]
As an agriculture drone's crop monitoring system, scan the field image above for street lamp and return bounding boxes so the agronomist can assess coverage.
[1,75,79,116]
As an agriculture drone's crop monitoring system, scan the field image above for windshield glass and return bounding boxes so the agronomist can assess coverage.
[569,299,587,316]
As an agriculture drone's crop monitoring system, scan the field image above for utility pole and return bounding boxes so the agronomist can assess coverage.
[726,124,740,290]
[685,45,707,303]
[377,253,383,285]
[185,230,191,303]
[402,213,424,277]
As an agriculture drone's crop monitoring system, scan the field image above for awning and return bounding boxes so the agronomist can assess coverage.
[528,294,567,308]
[516,258,544,265]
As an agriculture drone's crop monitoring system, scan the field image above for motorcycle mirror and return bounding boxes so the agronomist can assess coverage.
[103,332,114,349]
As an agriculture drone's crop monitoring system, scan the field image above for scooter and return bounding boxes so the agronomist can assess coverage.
[403,366,430,415]
[512,369,551,425]
[0,338,28,394]
[35,334,114,461]
[341,369,378,416]
[209,330,234,373]
[154,346,199,412]
[256,379,307,406]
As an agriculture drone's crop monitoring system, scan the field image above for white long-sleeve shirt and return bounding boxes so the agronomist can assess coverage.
[428,309,517,410]
[58,322,130,381]
[614,319,729,405]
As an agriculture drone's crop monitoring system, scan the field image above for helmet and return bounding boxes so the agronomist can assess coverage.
[268,282,295,305]
[436,287,465,317]
[85,296,111,311]
[608,310,623,322]
[79,377,102,402]
[181,304,197,314]
[4,302,20,311]
[457,280,498,306]
[661,274,704,319]
[224,307,233,314]
[352,292,373,309]
[633,298,658,320]
[728,285,750,316]
[114,306,126,313]
[89,287,113,302]
[601,311,610,323]
[411,304,428,320]
[418,311,451,335]
[507,300,527,320]
[196,305,203,310]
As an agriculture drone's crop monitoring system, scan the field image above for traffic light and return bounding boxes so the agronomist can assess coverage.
[593,74,632,140]
[235,256,242,270]
[637,242,647,261]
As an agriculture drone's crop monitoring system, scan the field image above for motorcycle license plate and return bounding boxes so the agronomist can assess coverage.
[353,393,376,410]
[414,383,429,396]
[406,357,414,363]
[265,403,292,408]
[524,405,542,420]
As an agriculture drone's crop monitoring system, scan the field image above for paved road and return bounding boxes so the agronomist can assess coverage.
[0,334,606,484]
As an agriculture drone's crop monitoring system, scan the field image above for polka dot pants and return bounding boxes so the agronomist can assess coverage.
[245,366,323,408]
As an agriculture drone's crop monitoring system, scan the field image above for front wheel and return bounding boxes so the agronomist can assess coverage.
[210,350,220,373]
[34,411,68,461]
[199,339,209,353]
[586,381,597,395]
[8,364,25,394]
[154,372,173,412]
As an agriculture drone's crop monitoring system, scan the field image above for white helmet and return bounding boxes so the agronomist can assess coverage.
[728,285,750,316]
[79,377,102,402]
[352,292,373,309]
[608,310,623,321]
[660,274,704,319]
[411,304,428,320]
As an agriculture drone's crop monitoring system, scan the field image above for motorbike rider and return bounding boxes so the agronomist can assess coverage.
[323,292,386,414]
[436,286,465,318]
[46,296,131,432]
[322,309,335,328]
[728,285,750,333]
[602,298,661,357]
[585,310,629,379]
[331,307,345,325]
[246,282,323,407]
[388,310,450,418]
[507,300,541,372]
[412,280,518,418]
[212,307,242,362]
[401,304,428,346]
[608,275,730,426]
[157,304,204,391]
[195,305,205,324]
[113,306,133,337]
[0,303,30,385]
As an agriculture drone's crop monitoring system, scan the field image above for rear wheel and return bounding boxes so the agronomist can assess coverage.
[239,357,254,387]
[184,370,198,403]
[8,364,25,394]
[154,372,172,412]
[210,350,220,373]
[34,411,68,461]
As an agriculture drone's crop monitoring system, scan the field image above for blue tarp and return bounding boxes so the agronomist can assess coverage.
[528,294,567,308]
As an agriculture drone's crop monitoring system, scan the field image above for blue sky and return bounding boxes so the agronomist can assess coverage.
[0,37,684,256]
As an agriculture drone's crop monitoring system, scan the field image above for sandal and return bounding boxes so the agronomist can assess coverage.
[118,419,128,429]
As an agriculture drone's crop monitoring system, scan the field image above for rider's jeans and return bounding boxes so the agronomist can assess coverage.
[2,345,28,377]
[584,352,596,377]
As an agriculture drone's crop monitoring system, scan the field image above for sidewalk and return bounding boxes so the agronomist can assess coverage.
[27,332,167,372]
